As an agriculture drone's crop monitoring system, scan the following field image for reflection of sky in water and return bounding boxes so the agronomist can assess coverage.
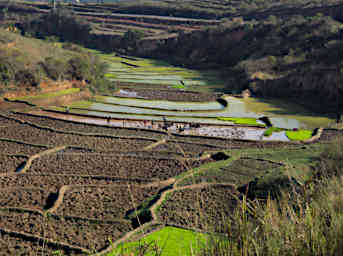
[269,118,302,129]
[70,109,235,125]
[71,95,328,129]
[223,97,305,129]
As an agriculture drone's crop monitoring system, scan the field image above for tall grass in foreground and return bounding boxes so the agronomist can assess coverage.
[201,137,343,256]
[114,137,343,256]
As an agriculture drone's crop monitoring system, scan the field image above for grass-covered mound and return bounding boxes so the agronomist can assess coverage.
[286,129,313,141]
[113,226,207,256]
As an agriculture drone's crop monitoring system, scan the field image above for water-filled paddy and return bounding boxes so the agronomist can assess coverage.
[94,96,225,111]
[92,49,333,129]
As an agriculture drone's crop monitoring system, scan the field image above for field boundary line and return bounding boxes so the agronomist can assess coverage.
[0,227,91,254]
[143,138,167,150]
[17,145,68,174]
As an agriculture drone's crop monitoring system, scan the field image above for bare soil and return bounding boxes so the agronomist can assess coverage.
[0,210,132,252]
[0,123,152,151]
[0,174,147,191]
[158,184,239,232]
[56,185,162,219]
[0,140,46,155]
[0,188,50,211]
[0,155,27,173]
[29,153,212,180]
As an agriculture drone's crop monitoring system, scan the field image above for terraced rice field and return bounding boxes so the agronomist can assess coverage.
[0,109,341,254]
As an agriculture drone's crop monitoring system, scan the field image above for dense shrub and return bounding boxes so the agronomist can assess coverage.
[40,57,67,81]
[14,69,39,87]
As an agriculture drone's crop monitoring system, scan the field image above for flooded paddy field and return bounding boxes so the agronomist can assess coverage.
[0,52,340,254]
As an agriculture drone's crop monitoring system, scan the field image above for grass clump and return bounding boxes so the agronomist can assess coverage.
[172,84,185,89]
[286,129,313,141]
[217,117,265,127]
[113,226,207,256]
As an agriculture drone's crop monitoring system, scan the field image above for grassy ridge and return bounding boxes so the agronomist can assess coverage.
[112,226,207,256]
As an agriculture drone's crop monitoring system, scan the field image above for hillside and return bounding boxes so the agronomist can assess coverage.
[0,28,111,96]
[1,0,343,116]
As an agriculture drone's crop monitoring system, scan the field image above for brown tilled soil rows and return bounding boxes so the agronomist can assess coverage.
[0,107,309,255]
[0,174,155,191]
[28,153,213,180]
[0,139,47,155]
[157,184,239,232]
[0,123,152,151]
[55,185,163,220]
[0,209,132,253]
[0,155,27,173]
[0,188,50,211]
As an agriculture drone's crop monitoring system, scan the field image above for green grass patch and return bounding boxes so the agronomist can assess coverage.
[264,127,284,136]
[105,73,117,79]
[217,117,265,126]
[111,226,207,256]
[286,129,313,141]
[14,88,80,101]
[65,100,94,109]
[172,84,185,89]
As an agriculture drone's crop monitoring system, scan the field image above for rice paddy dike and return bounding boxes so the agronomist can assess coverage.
[0,49,341,255]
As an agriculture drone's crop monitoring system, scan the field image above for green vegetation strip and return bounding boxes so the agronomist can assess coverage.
[286,130,313,141]
[264,127,284,136]
[13,88,80,101]
[217,117,265,127]
[112,226,207,256]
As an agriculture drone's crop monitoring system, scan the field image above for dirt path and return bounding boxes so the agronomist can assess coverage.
[143,139,167,150]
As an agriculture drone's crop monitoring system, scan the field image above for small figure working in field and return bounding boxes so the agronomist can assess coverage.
[336,111,341,124]
[107,116,111,124]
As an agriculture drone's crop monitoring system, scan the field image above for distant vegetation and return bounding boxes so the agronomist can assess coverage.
[0,27,112,95]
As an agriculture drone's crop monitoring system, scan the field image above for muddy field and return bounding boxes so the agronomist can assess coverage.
[0,210,132,253]
[56,185,162,219]
[0,140,47,155]
[116,89,221,102]
[9,113,166,139]
[0,188,50,211]
[0,174,146,191]
[0,123,153,151]
[158,185,239,231]
[153,141,224,156]
[28,153,212,180]
[0,155,27,173]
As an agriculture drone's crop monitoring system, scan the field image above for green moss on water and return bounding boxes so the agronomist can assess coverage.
[111,227,207,256]
[286,129,313,141]
[217,117,265,127]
